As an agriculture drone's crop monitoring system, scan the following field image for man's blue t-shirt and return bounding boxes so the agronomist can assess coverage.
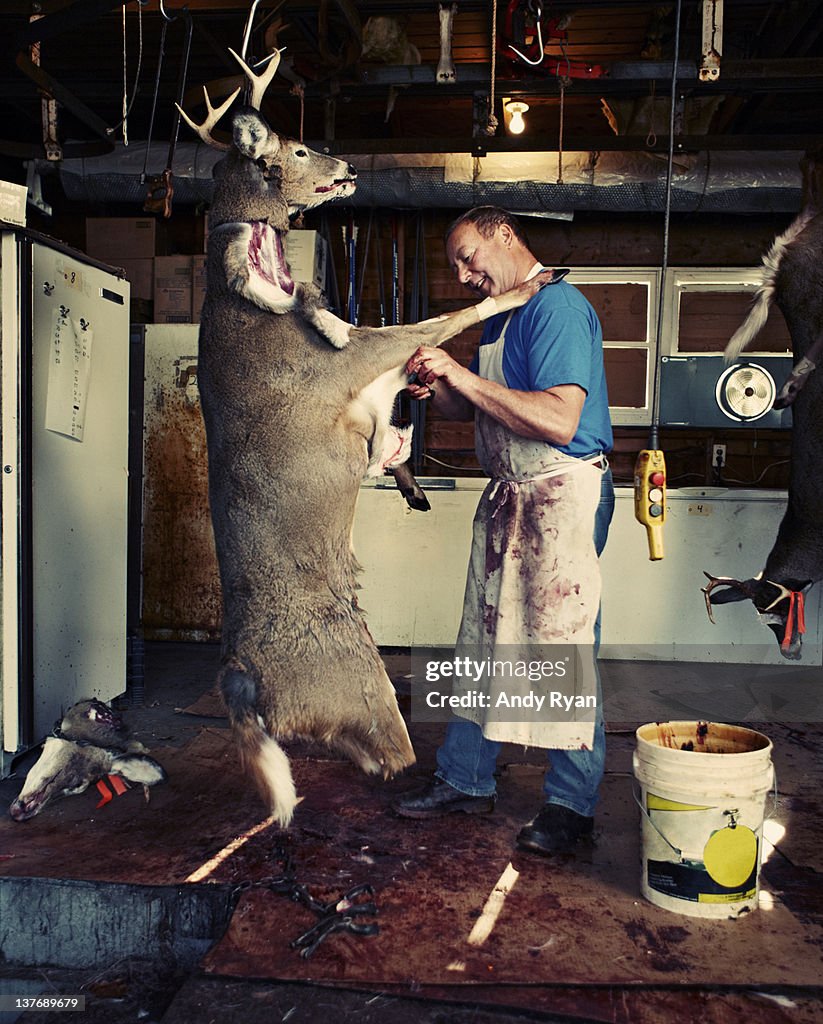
[469,278,613,458]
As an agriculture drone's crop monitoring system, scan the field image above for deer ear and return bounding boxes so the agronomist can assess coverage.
[110,754,167,788]
[233,109,280,161]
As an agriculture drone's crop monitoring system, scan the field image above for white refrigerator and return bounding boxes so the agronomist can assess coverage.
[1,228,132,773]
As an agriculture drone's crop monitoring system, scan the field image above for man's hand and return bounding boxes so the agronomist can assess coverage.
[406,347,470,393]
[406,347,475,420]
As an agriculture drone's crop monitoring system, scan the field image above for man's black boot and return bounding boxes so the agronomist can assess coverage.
[393,779,496,819]
[516,804,594,855]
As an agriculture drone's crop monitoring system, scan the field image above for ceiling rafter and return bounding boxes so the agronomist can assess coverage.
[1,0,822,161]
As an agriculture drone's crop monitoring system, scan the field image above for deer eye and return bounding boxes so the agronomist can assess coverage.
[294,149,307,158]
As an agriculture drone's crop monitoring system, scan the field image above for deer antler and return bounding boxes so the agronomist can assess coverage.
[701,572,757,623]
[228,47,283,111]
[176,85,241,151]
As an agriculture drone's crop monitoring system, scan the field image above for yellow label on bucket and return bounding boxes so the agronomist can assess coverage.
[698,888,757,904]
[646,794,711,812]
[703,825,758,889]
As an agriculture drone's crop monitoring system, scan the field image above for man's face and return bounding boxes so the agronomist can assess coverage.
[446,221,517,298]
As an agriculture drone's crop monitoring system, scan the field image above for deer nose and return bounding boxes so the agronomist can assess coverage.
[347,163,357,178]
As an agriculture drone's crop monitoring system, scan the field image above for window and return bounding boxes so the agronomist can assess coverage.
[572,270,660,427]
[665,269,791,356]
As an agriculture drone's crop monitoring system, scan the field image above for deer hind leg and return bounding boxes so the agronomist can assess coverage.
[311,271,558,368]
[367,424,413,477]
[346,273,559,375]
[391,462,430,511]
[347,365,413,475]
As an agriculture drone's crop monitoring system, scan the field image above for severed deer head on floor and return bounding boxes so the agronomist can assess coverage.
[9,699,166,822]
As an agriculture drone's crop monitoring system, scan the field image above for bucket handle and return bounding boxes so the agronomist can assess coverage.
[631,783,682,857]
[632,770,778,861]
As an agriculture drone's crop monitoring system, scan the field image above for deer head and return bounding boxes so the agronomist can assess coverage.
[177,48,357,229]
[9,700,166,821]
[702,571,812,660]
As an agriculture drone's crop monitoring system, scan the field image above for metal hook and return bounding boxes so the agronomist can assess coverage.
[508,9,546,67]
[240,0,264,60]
[158,0,176,23]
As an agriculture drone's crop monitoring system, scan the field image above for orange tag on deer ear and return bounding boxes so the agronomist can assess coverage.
[95,775,130,808]
[96,779,113,808]
[109,775,129,796]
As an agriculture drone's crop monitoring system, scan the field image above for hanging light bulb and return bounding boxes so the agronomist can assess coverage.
[505,100,529,135]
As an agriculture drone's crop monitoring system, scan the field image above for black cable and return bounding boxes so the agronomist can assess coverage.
[649,0,683,452]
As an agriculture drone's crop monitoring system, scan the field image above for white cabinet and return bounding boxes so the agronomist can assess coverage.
[1,231,130,769]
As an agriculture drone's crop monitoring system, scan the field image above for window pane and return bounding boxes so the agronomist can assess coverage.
[679,291,791,353]
[605,348,647,407]
[576,282,649,342]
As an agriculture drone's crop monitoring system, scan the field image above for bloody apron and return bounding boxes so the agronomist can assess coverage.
[454,311,603,749]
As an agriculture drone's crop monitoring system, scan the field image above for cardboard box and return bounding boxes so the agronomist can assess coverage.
[154,255,193,323]
[117,258,154,302]
[86,217,157,261]
[192,255,207,322]
[284,230,328,291]
[0,180,27,227]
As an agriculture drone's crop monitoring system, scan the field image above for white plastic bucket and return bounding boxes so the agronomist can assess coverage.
[632,721,774,919]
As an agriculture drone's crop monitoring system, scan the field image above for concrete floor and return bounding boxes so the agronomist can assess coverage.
[1,642,822,1024]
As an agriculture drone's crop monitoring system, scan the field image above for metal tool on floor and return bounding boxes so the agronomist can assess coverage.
[266,846,380,959]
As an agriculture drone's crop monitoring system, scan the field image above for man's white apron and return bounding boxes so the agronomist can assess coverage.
[454,311,603,749]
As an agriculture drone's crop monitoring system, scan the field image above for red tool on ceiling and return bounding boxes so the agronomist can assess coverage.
[498,0,604,79]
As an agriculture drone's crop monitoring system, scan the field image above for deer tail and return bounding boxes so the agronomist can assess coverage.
[725,207,816,363]
[221,667,298,827]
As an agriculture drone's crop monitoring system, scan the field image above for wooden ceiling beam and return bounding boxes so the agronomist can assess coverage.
[353,57,823,92]
[310,133,819,155]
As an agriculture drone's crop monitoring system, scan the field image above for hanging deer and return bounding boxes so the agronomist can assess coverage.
[703,151,823,659]
[178,48,557,824]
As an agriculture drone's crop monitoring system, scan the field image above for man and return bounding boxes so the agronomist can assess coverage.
[395,206,615,855]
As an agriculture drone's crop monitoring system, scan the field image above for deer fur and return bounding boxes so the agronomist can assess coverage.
[184,49,555,825]
[705,152,823,658]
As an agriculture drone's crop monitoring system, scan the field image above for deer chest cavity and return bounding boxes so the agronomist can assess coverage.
[249,221,295,298]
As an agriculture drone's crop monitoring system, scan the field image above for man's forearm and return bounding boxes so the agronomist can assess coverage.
[458,374,582,445]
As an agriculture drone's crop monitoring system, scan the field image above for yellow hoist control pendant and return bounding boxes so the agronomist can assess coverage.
[634,449,666,560]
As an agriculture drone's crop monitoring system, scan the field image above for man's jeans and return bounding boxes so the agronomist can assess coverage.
[435,469,616,818]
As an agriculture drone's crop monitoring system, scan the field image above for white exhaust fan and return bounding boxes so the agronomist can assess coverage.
[715,362,777,423]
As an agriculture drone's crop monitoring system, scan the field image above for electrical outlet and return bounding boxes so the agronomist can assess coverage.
[712,444,727,468]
